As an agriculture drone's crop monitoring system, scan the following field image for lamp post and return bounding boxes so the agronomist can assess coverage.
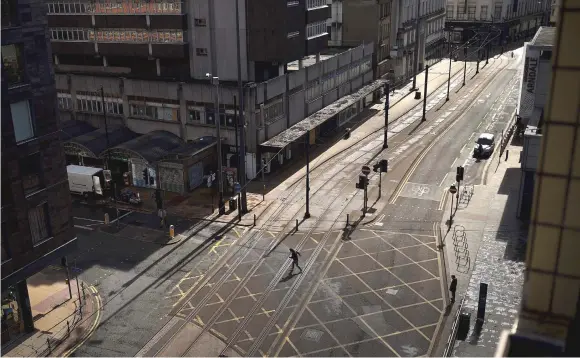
[383,82,389,149]
[411,0,421,91]
[422,65,428,122]
[446,50,452,101]
[449,184,457,226]
[304,134,311,219]
[463,47,467,86]
[207,73,225,215]
[235,0,248,213]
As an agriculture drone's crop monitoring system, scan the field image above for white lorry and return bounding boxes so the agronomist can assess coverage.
[67,165,110,198]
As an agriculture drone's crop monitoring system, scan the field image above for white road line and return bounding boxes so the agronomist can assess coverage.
[439,172,449,187]
[73,217,104,223]
[74,225,94,231]
[110,211,133,224]
[450,157,458,169]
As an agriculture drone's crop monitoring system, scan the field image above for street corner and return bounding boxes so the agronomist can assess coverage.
[55,284,102,357]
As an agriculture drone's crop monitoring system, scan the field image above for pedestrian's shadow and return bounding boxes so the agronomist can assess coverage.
[280,271,300,283]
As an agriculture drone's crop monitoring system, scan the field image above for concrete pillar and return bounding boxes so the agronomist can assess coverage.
[316,53,321,63]
[298,59,304,69]
[120,77,129,126]
[178,82,187,140]
[17,280,34,333]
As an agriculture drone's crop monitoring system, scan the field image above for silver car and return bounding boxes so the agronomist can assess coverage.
[473,133,495,158]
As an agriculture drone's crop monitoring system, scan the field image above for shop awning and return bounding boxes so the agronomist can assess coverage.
[102,130,184,163]
[65,125,139,158]
[59,120,96,141]
[261,79,386,149]
[169,136,217,158]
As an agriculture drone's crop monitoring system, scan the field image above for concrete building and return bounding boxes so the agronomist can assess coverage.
[515,27,554,220]
[549,0,561,25]
[1,0,77,343]
[495,2,580,355]
[56,43,383,189]
[390,0,447,83]
[326,0,394,79]
[46,0,330,82]
[445,0,551,46]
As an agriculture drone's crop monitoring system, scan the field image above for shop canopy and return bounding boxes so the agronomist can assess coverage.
[260,79,386,150]
[101,130,185,163]
[65,125,139,158]
[59,119,96,141]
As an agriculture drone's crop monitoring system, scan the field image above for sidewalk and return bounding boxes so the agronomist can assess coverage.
[2,266,101,357]
[433,140,528,356]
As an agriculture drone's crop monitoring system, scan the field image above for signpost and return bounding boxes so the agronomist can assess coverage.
[361,166,371,214]
[449,184,457,226]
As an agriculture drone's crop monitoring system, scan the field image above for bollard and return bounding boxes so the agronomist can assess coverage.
[295,219,299,232]
[346,214,349,227]
[169,225,175,239]
[253,214,256,227]
[104,213,110,225]
[67,321,70,335]
[505,149,509,161]
[47,338,52,353]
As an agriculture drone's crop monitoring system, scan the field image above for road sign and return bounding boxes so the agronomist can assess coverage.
[361,165,371,175]
[449,185,457,194]
[234,182,241,194]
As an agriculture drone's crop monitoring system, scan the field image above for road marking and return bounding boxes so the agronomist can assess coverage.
[73,217,104,223]
[439,172,449,187]
[62,286,101,357]
[437,190,448,211]
[109,211,133,224]
[74,225,95,231]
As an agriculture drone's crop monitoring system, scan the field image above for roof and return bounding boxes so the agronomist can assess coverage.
[261,79,387,149]
[59,120,96,141]
[479,133,495,140]
[69,126,139,157]
[530,26,556,48]
[67,165,102,176]
[108,130,185,163]
[170,136,217,157]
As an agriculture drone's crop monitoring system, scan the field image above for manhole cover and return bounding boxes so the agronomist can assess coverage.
[301,328,323,342]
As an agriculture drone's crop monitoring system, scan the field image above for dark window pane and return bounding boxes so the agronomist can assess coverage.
[1,0,18,28]
[28,203,51,245]
[2,44,25,85]
[20,152,43,195]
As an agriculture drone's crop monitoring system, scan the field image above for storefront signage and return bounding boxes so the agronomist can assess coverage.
[518,44,540,122]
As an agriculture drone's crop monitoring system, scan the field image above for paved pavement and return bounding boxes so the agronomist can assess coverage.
[2,266,100,357]
[132,52,525,358]
[432,140,528,357]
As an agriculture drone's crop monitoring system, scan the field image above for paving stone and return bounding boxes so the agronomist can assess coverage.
[369,249,414,268]
[308,298,355,323]
[343,338,398,357]
[324,318,374,344]
[358,269,403,291]
[340,291,390,315]
[337,242,365,258]
[380,233,423,248]
[289,325,340,355]
[408,278,443,301]
[304,346,350,357]
[399,245,439,262]
[397,302,441,327]
[323,275,370,296]
[352,236,393,253]
[389,263,436,283]
[378,285,426,308]
[359,309,412,336]
[324,260,349,279]
[339,255,383,273]
[383,329,431,357]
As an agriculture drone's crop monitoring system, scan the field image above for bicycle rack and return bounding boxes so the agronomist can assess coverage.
[452,225,471,272]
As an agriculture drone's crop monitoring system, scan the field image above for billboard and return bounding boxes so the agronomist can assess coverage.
[518,44,541,123]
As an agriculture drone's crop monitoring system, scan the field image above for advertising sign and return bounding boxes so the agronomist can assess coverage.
[518,44,541,122]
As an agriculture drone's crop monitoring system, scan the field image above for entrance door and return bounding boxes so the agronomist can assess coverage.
[93,176,103,195]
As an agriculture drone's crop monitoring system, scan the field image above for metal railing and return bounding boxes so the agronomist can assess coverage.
[443,296,467,357]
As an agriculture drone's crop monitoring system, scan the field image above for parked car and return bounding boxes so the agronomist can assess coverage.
[473,133,495,158]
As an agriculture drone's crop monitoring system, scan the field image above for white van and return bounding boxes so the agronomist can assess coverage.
[67,165,110,198]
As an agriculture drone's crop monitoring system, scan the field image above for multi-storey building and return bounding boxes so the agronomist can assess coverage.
[445,0,551,46]
[1,0,77,342]
[326,0,394,80]
[549,0,561,25]
[390,0,447,83]
[47,0,330,82]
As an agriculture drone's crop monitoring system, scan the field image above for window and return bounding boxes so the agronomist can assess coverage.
[130,103,179,121]
[263,101,284,122]
[480,5,488,19]
[306,21,327,39]
[287,0,299,6]
[10,100,34,143]
[322,74,335,93]
[20,152,43,195]
[194,18,206,27]
[196,48,208,56]
[2,44,25,85]
[77,96,123,115]
[494,2,502,20]
[287,31,300,38]
[187,108,202,123]
[457,4,465,19]
[446,5,453,18]
[29,203,51,245]
[1,0,18,28]
[467,5,475,19]
[361,60,372,73]
[306,80,321,101]
[50,27,91,41]
[306,0,326,9]
[57,93,72,110]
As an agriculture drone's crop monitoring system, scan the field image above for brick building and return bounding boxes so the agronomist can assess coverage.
[1,0,77,343]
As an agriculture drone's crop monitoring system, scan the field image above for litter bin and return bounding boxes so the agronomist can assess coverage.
[456,311,471,341]
[229,198,237,211]
[414,91,422,100]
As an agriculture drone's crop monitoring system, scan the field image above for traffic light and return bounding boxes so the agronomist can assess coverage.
[343,128,351,140]
[373,163,380,173]
[356,175,368,189]
[142,168,149,185]
[456,166,465,182]
[380,159,388,172]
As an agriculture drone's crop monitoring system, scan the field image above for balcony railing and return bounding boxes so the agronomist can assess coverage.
[47,0,183,15]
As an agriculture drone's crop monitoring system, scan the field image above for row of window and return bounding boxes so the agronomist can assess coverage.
[447,1,544,21]
[306,0,326,10]
[187,107,239,128]
[47,0,182,15]
[50,28,184,43]
[306,21,327,39]
[262,101,284,123]
[306,59,371,101]
[401,0,445,23]
[77,97,124,116]
[130,103,180,121]
[2,202,51,263]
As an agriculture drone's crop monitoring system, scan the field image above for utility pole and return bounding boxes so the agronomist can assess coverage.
[383,82,389,149]
[463,47,467,86]
[422,65,428,122]
[304,134,311,219]
[99,86,111,170]
[235,0,248,213]
[446,52,452,101]
[476,49,480,74]
[209,75,225,215]
[234,95,239,182]
[486,42,490,65]
[411,0,421,91]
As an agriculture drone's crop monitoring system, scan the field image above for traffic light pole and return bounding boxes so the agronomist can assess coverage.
[235,0,248,214]
[213,78,225,215]
[422,65,429,122]
[304,134,311,219]
[363,181,368,215]
[378,171,382,199]
[463,47,467,86]
[383,83,389,149]
[446,54,452,101]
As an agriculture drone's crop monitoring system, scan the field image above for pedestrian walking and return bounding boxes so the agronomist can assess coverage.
[289,249,302,273]
[450,275,458,303]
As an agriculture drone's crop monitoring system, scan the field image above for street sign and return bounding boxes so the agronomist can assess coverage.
[361,165,371,175]
[449,185,457,194]
[234,182,241,194]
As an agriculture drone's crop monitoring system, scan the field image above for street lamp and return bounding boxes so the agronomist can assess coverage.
[207,73,225,215]
[449,184,457,226]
